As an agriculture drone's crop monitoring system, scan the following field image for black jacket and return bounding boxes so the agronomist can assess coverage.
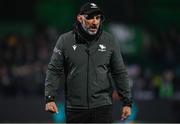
[45,23,132,109]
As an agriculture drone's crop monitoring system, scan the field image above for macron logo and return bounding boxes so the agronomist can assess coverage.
[72,45,77,51]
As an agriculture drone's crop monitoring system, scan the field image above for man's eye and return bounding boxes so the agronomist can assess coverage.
[84,15,101,20]
[96,16,101,19]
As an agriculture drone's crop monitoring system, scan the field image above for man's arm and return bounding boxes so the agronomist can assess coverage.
[109,36,132,119]
[45,36,65,113]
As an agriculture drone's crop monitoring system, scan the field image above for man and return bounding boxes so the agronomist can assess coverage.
[45,2,132,123]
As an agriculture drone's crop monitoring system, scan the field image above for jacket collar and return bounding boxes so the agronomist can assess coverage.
[73,21,102,44]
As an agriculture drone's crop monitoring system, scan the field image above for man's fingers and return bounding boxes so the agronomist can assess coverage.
[45,102,58,113]
[45,105,55,113]
[51,105,58,113]
[121,106,131,120]
[121,111,128,120]
[121,112,127,120]
[53,104,59,113]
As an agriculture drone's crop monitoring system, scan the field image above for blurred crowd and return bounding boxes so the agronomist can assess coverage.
[0,25,180,100]
[128,26,180,100]
[0,26,59,97]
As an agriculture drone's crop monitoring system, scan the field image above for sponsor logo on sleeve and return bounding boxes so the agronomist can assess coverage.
[53,47,62,55]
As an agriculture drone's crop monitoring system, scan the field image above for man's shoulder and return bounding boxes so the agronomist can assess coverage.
[61,30,74,38]
[102,31,112,38]
[56,31,74,46]
[57,30,75,47]
[101,31,114,43]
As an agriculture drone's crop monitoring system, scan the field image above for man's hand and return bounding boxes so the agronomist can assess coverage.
[121,106,131,120]
[45,101,58,113]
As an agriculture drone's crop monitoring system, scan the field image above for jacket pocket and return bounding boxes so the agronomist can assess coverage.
[96,65,110,90]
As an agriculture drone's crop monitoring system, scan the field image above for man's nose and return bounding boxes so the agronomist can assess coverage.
[92,18,98,24]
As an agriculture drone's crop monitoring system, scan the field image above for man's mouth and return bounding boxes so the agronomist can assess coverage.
[89,28,97,32]
[89,27,97,32]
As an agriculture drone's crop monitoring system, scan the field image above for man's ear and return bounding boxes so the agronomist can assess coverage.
[77,15,83,23]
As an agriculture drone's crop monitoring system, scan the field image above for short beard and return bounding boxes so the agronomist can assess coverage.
[81,23,98,35]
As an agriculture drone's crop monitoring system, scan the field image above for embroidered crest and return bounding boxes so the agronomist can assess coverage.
[90,3,98,8]
[98,44,106,52]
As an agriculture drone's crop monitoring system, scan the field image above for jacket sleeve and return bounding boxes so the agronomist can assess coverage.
[45,35,65,100]
[110,36,132,106]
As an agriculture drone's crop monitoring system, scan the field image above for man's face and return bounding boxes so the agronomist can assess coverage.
[78,14,101,35]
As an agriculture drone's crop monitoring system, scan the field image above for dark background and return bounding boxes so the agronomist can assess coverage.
[0,0,180,123]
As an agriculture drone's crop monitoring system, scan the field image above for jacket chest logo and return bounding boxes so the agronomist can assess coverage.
[98,44,106,52]
[72,45,77,51]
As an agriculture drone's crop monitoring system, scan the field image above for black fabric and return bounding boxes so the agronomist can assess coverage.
[66,105,113,123]
[122,97,133,107]
[45,96,55,103]
[79,2,102,15]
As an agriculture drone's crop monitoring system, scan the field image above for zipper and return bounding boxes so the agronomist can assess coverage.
[86,44,90,109]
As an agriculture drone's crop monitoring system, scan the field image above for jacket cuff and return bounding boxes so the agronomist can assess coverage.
[122,98,133,107]
[45,96,55,103]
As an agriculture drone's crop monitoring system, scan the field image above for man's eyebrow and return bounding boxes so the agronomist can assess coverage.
[95,15,101,17]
